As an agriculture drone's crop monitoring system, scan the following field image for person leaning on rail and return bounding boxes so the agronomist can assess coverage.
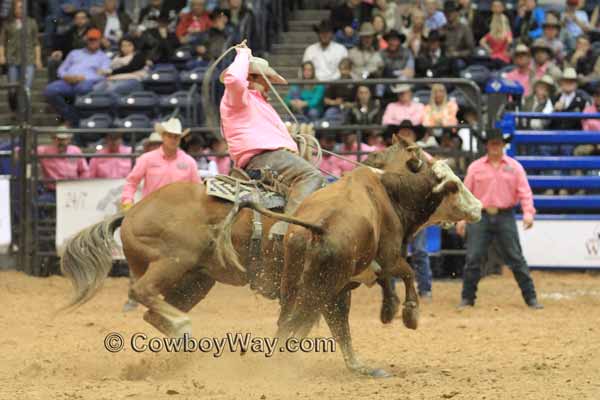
[456,128,543,310]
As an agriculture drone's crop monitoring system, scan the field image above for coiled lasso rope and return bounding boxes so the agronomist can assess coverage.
[205,40,368,176]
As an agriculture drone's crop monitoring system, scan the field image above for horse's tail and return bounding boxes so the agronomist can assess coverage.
[58,214,124,312]
[215,200,325,274]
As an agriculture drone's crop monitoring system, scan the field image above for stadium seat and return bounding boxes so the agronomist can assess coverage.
[113,113,152,129]
[74,92,116,118]
[460,65,491,88]
[414,89,431,104]
[79,113,113,129]
[171,47,193,70]
[116,91,159,118]
[180,67,207,90]
[159,91,195,124]
[143,64,179,94]
[448,89,471,108]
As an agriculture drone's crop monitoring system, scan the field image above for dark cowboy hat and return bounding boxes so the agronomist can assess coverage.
[443,0,460,13]
[383,29,406,43]
[394,119,425,141]
[479,128,512,143]
[531,38,554,56]
[426,29,445,42]
[209,8,230,20]
[313,19,334,34]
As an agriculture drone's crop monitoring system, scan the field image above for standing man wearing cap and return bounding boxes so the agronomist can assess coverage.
[382,84,425,126]
[380,29,414,80]
[44,28,111,127]
[505,44,535,96]
[348,22,384,79]
[456,129,543,309]
[220,41,325,294]
[441,0,474,76]
[37,130,90,195]
[121,118,200,210]
[89,132,133,179]
[303,19,348,81]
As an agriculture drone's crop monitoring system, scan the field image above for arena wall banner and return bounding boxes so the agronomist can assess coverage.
[55,179,141,259]
[518,216,600,269]
[0,176,10,254]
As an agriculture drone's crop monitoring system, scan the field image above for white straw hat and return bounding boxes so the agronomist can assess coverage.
[220,56,287,85]
[147,131,163,143]
[154,118,189,136]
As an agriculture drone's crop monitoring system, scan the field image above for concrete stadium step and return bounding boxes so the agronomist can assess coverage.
[289,20,319,32]
[267,53,304,67]
[277,66,304,80]
[291,9,330,21]
[276,31,318,45]
[0,102,50,114]
[272,43,308,55]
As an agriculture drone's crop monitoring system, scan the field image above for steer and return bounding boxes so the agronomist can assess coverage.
[276,137,482,377]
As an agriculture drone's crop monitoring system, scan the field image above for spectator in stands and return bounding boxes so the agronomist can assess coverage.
[335,132,375,174]
[92,36,146,95]
[531,39,561,82]
[92,0,133,49]
[323,58,356,124]
[330,0,373,34]
[181,134,218,178]
[303,19,348,81]
[285,61,325,122]
[541,11,564,64]
[38,131,89,193]
[562,0,591,53]
[514,0,544,45]
[199,8,231,61]
[207,135,231,175]
[44,28,111,127]
[372,14,388,50]
[457,105,479,152]
[521,75,555,130]
[576,86,600,159]
[458,0,474,27]
[121,118,200,211]
[479,0,513,66]
[48,10,91,83]
[392,119,432,299]
[137,0,163,32]
[569,36,600,89]
[226,0,254,48]
[176,0,212,45]
[317,131,343,179]
[334,22,359,49]
[0,0,43,111]
[505,44,534,96]
[456,128,543,310]
[348,84,381,125]
[552,67,587,132]
[373,0,398,32]
[348,22,384,79]
[141,12,180,64]
[441,0,474,76]
[382,84,425,126]
[142,131,163,153]
[403,8,428,56]
[424,0,447,31]
[423,84,458,127]
[380,29,414,79]
[366,130,385,151]
[88,132,132,178]
[415,30,451,78]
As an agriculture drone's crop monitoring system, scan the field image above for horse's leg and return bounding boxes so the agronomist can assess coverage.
[322,288,391,378]
[163,267,216,312]
[389,257,419,330]
[378,276,400,324]
[129,257,196,337]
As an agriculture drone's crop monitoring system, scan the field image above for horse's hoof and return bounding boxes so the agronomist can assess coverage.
[380,295,400,324]
[349,362,392,378]
[402,303,419,330]
[369,368,392,378]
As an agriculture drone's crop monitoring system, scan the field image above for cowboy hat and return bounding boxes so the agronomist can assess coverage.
[154,117,190,136]
[383,29,406,43]
[560,67,578,81]
[147,131,163,143]
[425,29,445,42]
[358,22,376,37]
[480,128,511,143]
[532,74,556,94]
[391,83,412,93]
[443,0,460,13]
[531,39,554,56]
[219,56,287,85]
[513,43,531,56]
[395,119,425,141]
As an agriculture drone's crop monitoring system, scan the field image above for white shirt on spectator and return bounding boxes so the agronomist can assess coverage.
[303,41,348,81]
[104,12,121,42]
[558,91,576,109]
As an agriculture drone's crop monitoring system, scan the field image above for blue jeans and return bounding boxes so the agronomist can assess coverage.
[8,64,35,88]
[461,210,538,304]
[93,79,142,95]
[410,229,432,294]
[44,79,98,125]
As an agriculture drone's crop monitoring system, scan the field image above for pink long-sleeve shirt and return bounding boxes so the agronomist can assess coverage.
[382,101,425,126]
[582,104,600,131]
[336,142,377,174]
[121,146,200,204]
[37,144,89,190]
[505,68,532,97]
[89,144,133,179]
[219,48,298,169]
[464,155,536,220]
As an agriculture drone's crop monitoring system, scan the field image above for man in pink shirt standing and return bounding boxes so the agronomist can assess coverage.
[38,131,89,192]
[456,129,543,309]
[89,132,132,179]
[121,118,200,210]
[219,41,325,241]
[382,84,425,126]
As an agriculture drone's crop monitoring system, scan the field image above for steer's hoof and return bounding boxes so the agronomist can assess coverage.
[380,295,400,324]
[348,361,392,378]
[368,368,392,378]
[402,301,419,330]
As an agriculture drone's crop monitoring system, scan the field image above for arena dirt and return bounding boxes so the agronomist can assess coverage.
[1,269,599,400]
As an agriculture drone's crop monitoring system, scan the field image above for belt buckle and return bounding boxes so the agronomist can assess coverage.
[486,207,499,215]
